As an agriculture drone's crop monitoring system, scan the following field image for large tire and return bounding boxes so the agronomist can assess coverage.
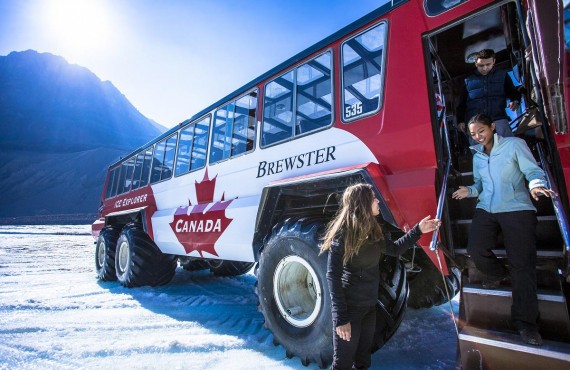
[403,247,462,309]
[256,218,409,368]
[207,259,255,276]
[115,223,177,288]
[371,256,408,352]
[256,219,332,368]
[95,226,120,281]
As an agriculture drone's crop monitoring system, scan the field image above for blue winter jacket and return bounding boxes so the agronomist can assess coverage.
[466,134,547,213]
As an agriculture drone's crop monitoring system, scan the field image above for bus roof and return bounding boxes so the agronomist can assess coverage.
[111,0,407,167]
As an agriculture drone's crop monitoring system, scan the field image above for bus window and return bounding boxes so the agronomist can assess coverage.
[210,91,257,164]
[424,0,467,17]
[105,167,117,199]
[263,70,295,146]
[296,52,332,134]
[176,116,212,176]
[342,22,387,122]
[131,152,144,191]
[139,146,153,187]
[111,165,123,197]
[262,51,332,146]
[175,124,195,176]
[122,157,136,193]
[117,160,129,195]
[210,102,236,163]
[150,140,166,184]
[150,134,177,184]
[161,134,177,181]
[233,91,257,155]
[191,116,210,170]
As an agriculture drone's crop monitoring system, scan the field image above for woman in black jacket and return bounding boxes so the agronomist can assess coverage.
[321,183,440,370]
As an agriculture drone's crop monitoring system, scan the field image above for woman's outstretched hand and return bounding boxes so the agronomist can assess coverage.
[419,215,441,234]
[451,186,469,200]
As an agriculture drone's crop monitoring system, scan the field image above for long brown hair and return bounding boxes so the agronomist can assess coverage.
[320,183,383,265]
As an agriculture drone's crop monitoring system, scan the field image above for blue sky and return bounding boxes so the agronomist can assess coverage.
[0,0,388,128]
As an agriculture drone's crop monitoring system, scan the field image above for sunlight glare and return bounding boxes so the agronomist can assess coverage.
[44,0,114,56]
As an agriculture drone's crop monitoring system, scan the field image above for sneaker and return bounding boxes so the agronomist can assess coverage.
[519,328,543,346]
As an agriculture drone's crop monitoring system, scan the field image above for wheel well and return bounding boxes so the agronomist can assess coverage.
[104,211,145,232]
[252,168,397,260]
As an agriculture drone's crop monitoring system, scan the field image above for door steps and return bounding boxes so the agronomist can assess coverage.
[462,283,570,340]
[458,325,570,370]
[458,270,570,369]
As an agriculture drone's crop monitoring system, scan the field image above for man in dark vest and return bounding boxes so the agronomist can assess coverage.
[457,49,522,143]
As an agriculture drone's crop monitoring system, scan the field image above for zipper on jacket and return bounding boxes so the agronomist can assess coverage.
[487,155,494,213]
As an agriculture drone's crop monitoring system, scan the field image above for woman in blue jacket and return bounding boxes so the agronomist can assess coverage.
[452,114,554,346]
[321,183,441,370]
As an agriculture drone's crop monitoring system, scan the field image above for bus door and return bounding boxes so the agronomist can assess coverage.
[424,2,570,367]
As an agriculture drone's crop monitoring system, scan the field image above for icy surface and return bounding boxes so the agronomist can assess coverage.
[0,225,458,369]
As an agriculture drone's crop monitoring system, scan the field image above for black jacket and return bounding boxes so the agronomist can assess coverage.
[326,224,422,326]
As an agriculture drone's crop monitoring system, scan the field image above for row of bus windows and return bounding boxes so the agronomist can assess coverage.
[105,22,387,199]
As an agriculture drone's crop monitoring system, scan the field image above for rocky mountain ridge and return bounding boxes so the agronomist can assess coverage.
[0,50,166,221]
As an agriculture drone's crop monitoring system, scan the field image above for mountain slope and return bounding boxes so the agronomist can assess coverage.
[0,50,165,220]
[0,50,163,152]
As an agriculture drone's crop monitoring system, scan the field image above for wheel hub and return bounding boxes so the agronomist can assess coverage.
[117,240,130,274]
[273,255,322,328]
[97,240,106,268]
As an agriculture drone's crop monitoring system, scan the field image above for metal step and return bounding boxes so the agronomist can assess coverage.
[458,325,570,370]
[462,283,570,341]
[454,248,563,258]
[455,216,557,224]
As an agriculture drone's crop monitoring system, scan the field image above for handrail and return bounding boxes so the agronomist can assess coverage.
[428,65,459,336]
[536,143,570,277]
[429,56,452,252]
[430,107,451,252]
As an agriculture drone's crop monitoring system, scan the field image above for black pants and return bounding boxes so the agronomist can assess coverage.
[332,305,376,370]
[467,209,539,330]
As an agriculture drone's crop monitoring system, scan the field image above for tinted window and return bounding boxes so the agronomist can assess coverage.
[105,167,117,199]
[131,153,144,191]
[262,51,332,146]
[424,0,467,16]
[150,140,166,184]
[140,146,153,187]
[263,71,295,146]
[112,165,123,197]
[296,52,332,135]
[342,23,387,122]
[210,91,257,164]
[175,125,195,176]
[192,117,210,170]
[161,135,177,181]
[175,116,211,176]
[150,134,177,184]
[210,102,235,163]
[233,92,256,155]
[117,161,129,195]
[122,157,136,194]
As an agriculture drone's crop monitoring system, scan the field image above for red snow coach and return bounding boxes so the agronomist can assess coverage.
[92,0,570,368]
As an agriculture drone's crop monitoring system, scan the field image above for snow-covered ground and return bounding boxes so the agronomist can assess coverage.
[0,225,459,370]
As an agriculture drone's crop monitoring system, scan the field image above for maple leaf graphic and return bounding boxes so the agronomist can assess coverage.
[169,169,235,257]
